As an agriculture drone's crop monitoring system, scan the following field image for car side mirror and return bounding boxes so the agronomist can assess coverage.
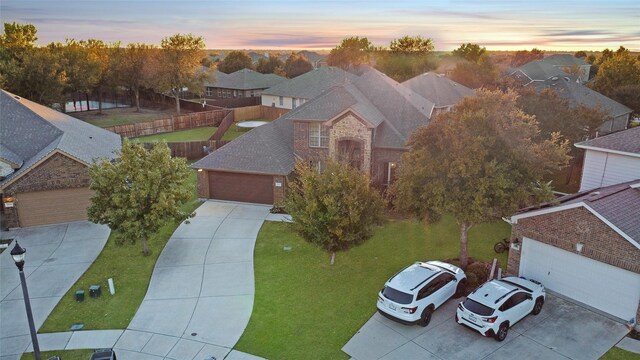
[526,294,533,300]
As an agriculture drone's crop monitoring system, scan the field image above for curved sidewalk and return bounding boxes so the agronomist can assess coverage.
[17,201,285,360]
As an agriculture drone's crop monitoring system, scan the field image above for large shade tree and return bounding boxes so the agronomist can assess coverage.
[156,33,207,114]
[393,89,570,268]
[326,36,373,69]
[119,42,157,111]
[591,50,640,114]
[283,53,313,78]
[217,50,252,74]
[452,43,487,63]
[375,35,437,82]
[88,141,194,256]
[284,159,385,264]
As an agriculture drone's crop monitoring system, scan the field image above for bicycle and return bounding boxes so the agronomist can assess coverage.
[493,238,510,253]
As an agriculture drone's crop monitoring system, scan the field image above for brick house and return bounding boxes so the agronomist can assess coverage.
[507,180,640,326]
[203,68,286,100]
[0,90,121,228]
[192,67,438,204]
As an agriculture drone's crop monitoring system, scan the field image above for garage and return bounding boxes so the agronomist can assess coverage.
[208,171,274,204]
[16,187,94,227]
[519,237,640,321]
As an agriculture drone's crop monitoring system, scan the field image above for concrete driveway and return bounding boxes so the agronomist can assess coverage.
[343,294,629,360]
[0,221,110,359]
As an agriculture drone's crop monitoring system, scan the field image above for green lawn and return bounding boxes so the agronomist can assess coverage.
[39,171,201,333]
[132,126,217,142]
[21,349,92,360]
[72,108,178,128]
[601,347,640,360]
[221,124,249,141]
[234,215,510,360]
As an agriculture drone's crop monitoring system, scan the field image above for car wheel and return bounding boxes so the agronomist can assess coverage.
[494,322,509,341]
[419,307,433,327]
[455,279,467,298]
[532,298,544,315]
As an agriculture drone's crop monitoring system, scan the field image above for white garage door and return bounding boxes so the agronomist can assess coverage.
[520,237,640,322]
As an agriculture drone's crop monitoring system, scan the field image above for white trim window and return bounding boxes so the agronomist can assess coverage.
[205,87,213,96]
[309,123,329,148]
[279,96,284,106]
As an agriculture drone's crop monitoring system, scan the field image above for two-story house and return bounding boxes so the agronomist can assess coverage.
[193,67,435,204]
[261,67,356,110]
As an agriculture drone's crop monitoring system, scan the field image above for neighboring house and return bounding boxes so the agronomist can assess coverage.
[541,54,591,83]
[203,69,286,99]
[247,51,267,64]
[402,72,474,115]
[435,56,469,78]
[261,66,357,110]
[574,126,640,192]
[508,60,575,86]
[0,90,121,228]
[508,180,640,325]
[530,77,633,133]
[298,50,327,69]
[193,67,435,204]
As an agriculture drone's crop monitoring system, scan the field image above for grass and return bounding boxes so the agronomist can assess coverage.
[132,126,217,142]
[71,107,181,128]
[39,171,201,333]
[234,214,510,360]
[600,347,640,360]
[21,349,93,360]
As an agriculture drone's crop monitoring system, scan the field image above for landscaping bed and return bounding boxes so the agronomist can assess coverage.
[234,215,510,359]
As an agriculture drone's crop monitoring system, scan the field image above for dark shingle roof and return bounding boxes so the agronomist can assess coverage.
[531,77,632,118]
[513,60,570,82]
[262,67,356,98]
[516,180,640,245]
[0,90,121,187]
[575,126,640,155]
[402,72,475,108]
[542,54,589,67]
[205,69,286,90]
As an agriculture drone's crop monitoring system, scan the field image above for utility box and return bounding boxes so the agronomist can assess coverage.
[75,290,85,302]
[89,285,101,298]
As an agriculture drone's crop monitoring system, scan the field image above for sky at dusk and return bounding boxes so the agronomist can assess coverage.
[2,0,639,51]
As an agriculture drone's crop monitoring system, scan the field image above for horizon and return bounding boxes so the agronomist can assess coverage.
[2,0,639,52]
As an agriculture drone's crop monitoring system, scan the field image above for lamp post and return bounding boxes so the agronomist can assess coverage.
[10,241,41,360]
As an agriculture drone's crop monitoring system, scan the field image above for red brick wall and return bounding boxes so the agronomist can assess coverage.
[273,175,286,204]
[2,153,89,228]
[293,121,329,160]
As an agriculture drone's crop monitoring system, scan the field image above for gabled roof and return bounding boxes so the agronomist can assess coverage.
[541,54,589,67]
[402,72,475,108]
[298,50,326,63]
[512,60,570,82]
[575,126,640,157]
[262,66,356,98]
[530,77,632,118]
[194,67,435,175]
[512,180,640,248]
[0,90,121,187]
[205,69,286,90]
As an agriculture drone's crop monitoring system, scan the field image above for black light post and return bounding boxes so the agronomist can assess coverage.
[10,241,41,360]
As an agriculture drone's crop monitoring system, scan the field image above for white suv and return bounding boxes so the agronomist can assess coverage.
[377,261,466,327]
[456,277,545,341]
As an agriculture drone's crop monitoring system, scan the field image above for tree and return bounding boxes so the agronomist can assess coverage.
[284,159,385,264]
[574,51,587,59]
[3,47,66,106]
[0,22,38,62]
[84,39,121,114]
[393,90,570,269]
[450,55,500,89]
[156,33,207,114]
[217,50,252,74]
[88,141,193,256]
[53,39,101,112]
[389,35,434,55]
[255,54,283,74]
[452,43,486,63]
[283,53,313,78]
[592,50,640,111]
[326,36,373,69]
[119,43,157,111]
[511,48,544,67]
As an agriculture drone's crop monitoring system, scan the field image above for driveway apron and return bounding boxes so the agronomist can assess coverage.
[121,201,271,359]
[0,222,110,359]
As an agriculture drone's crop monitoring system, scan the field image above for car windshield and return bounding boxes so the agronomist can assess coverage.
[463,298,494,316]
[382,286,413,304]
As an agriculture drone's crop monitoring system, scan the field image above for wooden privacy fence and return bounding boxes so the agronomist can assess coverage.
[104,110,229,138]
[234,105,290,122]
[141,140,229,160]
[211,111,235,141]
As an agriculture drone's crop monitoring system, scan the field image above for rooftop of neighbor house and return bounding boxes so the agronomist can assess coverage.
[541,54,590,67]
[261,66,357,99]
[402,72,475,108]
[204,68,287,90]
[574,126,640,155]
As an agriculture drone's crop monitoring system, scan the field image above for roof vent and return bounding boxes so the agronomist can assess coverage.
[590,191,600,196]
[14,96,21,100]
[563,77,570,81]
[551,77,559,81]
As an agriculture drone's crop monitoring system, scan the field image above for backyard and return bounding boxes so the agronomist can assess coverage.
[70,107,183,128]
[234,215,511,360]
